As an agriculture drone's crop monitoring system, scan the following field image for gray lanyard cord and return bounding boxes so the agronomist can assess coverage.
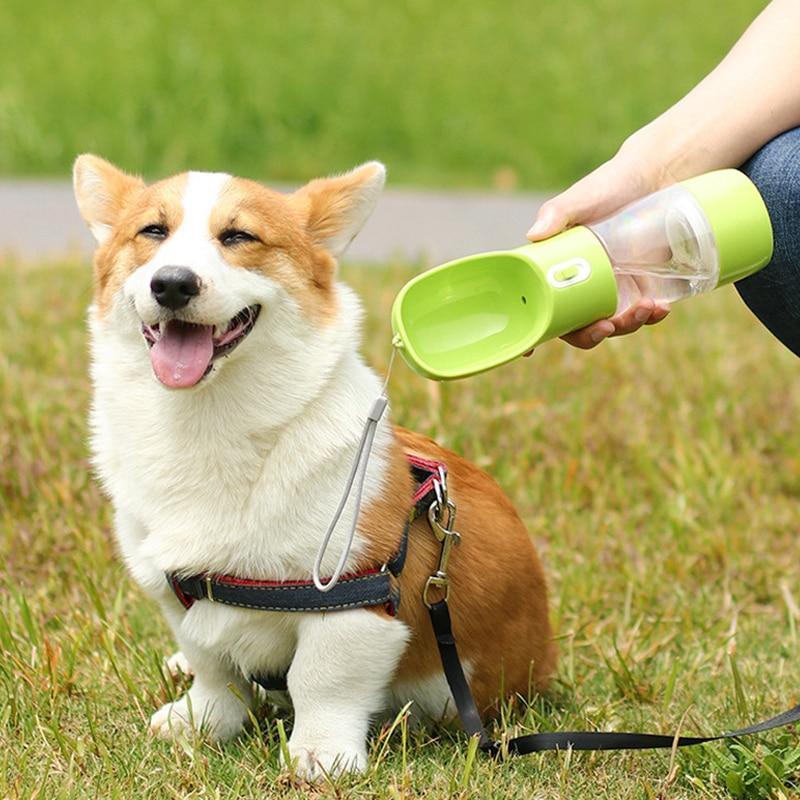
[312,348,397,592]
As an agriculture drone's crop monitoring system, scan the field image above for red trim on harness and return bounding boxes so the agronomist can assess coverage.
[210,567,383,588]
[406,453,445,472]
[407,453,447,504]
[171,575,194,610]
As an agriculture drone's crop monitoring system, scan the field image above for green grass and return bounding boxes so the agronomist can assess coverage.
[2,257,799,799]
[0,0,766,188]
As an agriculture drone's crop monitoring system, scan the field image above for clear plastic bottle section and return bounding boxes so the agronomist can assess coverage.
[588,185,720,315]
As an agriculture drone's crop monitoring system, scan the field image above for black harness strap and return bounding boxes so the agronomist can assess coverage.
[428,597,800,756]
[168,521,409,615]
[170,569,394,613]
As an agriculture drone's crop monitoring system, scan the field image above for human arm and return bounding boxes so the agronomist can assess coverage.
[528,0,800,348]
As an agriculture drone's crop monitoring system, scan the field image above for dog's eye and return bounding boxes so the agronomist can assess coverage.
[219,229,260,247]
[138,224,168,240]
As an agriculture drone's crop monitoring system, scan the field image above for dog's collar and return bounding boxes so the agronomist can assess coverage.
[165,453,446,616]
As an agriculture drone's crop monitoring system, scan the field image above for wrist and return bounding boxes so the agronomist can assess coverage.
[619,110,744,188]
[602,128,673,200]
[617,124,685,189]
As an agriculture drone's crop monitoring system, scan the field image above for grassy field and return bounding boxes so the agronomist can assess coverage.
[0,0,767,188]
[1,256,799,799]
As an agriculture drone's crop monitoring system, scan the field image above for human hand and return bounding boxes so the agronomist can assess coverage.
[527,140,672,348]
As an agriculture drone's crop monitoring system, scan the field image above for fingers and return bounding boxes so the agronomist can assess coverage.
[527,199,570,241]
[645,303,671,325]
[526,163,619,241]
[559,300,670,349]
[608,299,671,336]
[527,180,600,241]
[561,319,616,349]
[609,298,658,336]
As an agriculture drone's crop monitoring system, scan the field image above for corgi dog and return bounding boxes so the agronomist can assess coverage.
[72,155,556,779]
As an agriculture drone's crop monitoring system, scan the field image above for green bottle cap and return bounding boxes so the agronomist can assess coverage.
[679,169,773,286]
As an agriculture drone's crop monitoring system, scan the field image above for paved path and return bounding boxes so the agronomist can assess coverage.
[0,180,547,265]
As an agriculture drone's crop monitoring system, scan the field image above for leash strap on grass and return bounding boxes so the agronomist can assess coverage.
[428,598,800,757]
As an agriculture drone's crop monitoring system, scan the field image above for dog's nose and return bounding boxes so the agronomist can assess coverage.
[150,266,201,310]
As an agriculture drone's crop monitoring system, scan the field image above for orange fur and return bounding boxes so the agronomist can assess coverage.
[291,162,384,256]
[361,428,556,713]
[210,178,338,322]
[76,162,187,315]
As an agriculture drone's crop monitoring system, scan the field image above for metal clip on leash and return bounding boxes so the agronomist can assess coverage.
[312,347,397,592]
[423,466,461,608]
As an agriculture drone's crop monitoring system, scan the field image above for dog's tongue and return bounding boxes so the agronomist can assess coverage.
[150,321,214,388]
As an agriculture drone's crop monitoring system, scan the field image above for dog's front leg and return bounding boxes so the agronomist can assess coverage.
[286,609,409,780]
[149,638,253,742]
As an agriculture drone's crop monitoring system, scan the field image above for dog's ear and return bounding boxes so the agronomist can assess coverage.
[73,154,145,244]
[293,161,385,258]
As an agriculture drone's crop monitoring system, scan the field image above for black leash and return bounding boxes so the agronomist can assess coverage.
[429,598,800,756]
[422,463,800,756]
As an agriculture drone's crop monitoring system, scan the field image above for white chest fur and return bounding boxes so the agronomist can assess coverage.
[89,284,395,676]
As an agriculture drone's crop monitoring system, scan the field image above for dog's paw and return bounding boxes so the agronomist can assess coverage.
[164,651,193,679]
[283,740,367,781]
[149,694,247,742]
[149,698,194,738]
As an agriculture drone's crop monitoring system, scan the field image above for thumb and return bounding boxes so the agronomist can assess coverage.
[526,151,659,243]
[526,199,570,241]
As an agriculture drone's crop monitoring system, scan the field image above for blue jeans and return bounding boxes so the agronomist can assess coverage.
[736,128,800,357]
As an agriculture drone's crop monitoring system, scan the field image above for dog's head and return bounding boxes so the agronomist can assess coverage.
[73,155,384,390]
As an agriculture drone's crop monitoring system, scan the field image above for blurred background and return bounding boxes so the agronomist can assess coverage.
[0,0,764,187]
[0,0,768,262]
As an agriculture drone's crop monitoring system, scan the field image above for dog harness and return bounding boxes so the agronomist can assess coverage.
[165,454,800,757]
[166,453,445,616]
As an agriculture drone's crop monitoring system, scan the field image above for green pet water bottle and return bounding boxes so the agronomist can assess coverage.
[391,169,773,380]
